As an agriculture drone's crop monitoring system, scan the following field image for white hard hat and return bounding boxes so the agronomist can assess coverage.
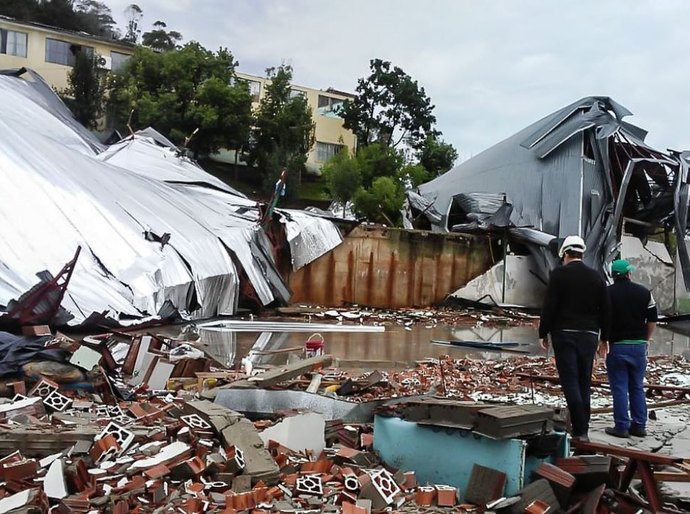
[559,235,586,258]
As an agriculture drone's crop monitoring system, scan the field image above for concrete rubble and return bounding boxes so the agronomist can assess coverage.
[0,323,682,512]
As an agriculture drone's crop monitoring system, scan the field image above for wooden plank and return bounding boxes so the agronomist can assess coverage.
[251,346,303,356]
[637,472,690,483]
[226,355,333,389]
[516,373,690,395]
[572,440,684,466]
[592,398,690,414]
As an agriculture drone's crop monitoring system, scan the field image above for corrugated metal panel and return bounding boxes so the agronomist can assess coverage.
[0,71,343,324]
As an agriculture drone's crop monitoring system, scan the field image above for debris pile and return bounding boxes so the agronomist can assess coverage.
[276,306,538,329]
[0,325,685,512]
[226,353,690,410]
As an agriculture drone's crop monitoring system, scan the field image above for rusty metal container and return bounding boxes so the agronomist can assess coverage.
[288,226,493,309]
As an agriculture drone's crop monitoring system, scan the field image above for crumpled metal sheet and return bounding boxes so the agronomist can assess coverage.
[98,133,248,197]
[0,70,343,324]
[0,68,105,154]
[277,209,343,271]
[416,96,688,284]
[214,388,384,423]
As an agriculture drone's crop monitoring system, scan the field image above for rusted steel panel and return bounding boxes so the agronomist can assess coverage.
[288,226,493,308]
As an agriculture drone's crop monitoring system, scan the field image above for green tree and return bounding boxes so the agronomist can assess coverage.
[62,50,106,129]
[142,21,182,51]
[75,0,118,38]
[0,0,84,32]
[397,163,430,188]
[108,43,252,159]
[322,148,362,216]
[0,0,39,21]
[354,143,404,188]
[417,135,458,177]
[0,0,123,37]
[342,58,438,150]
[246,65,315,195]
[353,176,405,225]
[123,3,143,43]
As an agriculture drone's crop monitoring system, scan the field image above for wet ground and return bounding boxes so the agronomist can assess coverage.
[173,317,690,503]
[185,320,690,369]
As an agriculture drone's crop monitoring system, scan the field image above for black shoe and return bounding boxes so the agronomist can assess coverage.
[571,434,590,443]
[605,426,630,438]
[630,425,647,437]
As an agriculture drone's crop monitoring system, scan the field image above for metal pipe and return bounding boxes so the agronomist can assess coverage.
[198,320,386,333]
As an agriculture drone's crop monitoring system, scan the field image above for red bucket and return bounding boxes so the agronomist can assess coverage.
[305,333,325,357]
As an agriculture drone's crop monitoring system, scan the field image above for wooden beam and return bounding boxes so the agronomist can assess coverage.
[641,472,690,483]
[226,355,333,389]
[516,373,690,396]
[572,440,683,466]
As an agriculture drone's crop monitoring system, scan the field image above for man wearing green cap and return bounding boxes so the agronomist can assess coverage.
[605,259,658,438]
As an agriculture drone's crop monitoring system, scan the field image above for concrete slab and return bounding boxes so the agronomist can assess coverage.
[258,412,326,455]
[449,254,546,309]
[186,400,280,485]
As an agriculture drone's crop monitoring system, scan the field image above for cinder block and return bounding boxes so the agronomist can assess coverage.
[465,463,507,506]
[510,479,559,514]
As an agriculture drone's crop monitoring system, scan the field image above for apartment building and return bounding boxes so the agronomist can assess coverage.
[0,16,356,173]
[233,71,357,175]
[0,15,134,91]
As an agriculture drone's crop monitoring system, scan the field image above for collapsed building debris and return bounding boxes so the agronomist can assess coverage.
[0,69,342,326]
[411,96,690,309]
[0,326,688,514]
[0,325,684,512]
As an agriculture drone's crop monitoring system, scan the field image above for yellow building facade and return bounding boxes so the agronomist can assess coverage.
[235,71,357,174]
[0,16,356,172]
[0,15,134,91]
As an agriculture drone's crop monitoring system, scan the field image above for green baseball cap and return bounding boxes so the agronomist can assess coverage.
[611,259,635,276]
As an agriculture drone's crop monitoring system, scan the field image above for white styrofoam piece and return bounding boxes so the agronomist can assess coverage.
[44,459,68,500]
[258,411,326,455]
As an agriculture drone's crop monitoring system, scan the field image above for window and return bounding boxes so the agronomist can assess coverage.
[316,142,343,162]
[317,95,344,117]
[289,88,306,100]
[239,79,261,101]
[111,51,130,72]
[0,29,28,57]
[45,38,92,66]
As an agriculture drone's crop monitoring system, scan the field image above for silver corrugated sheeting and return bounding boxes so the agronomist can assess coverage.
[279,209,343,271]
[415,96,690,286]
[0,70,342,325]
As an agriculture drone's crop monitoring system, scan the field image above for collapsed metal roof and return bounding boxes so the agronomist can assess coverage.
[413,96,690,287]
[0,69,342,325]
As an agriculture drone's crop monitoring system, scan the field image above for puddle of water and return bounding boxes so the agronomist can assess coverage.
[193,321,690,369]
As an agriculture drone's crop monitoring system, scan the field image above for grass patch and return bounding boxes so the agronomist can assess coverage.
[299,180,330,202]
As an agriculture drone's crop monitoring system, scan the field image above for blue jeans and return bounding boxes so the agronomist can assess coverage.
[551,331,599,437]
[606,344,647,431]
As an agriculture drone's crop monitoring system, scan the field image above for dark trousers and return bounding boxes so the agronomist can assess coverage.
[551,330,599,437]
[606,344,648,431]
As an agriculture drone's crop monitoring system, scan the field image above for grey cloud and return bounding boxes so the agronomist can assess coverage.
[105,0,690,157]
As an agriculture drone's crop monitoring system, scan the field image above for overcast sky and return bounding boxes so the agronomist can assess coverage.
[106,0,689,161]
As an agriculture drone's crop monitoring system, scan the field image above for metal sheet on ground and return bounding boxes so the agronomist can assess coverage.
[214,388,383,423]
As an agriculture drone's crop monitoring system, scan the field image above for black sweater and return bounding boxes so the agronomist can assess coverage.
[538,260,610,340]
[608,278,658,342]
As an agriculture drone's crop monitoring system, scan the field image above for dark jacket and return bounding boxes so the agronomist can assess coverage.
[608,278,658,342]
[538,260,610,340]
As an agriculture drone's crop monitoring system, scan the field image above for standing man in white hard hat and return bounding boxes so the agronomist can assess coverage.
[538,235,610,442]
